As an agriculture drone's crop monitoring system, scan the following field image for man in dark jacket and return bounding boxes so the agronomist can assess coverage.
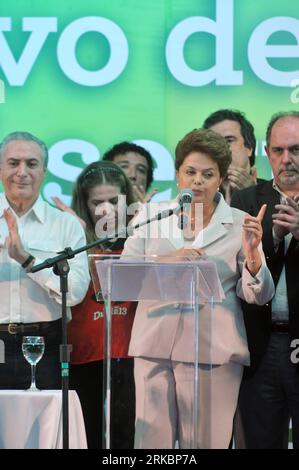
[203,109,264,203]
[231,111,299,449]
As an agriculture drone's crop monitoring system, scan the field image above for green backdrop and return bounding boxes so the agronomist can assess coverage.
[0,0,299,203]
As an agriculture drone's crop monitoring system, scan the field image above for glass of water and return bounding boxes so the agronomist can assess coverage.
[22,336,45,391]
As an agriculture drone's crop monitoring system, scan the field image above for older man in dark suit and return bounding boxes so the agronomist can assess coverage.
[231,111,299,449]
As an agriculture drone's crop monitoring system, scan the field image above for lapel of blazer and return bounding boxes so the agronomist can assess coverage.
[192,193,232,249]
[159,200,184,250]
[159,193,235,250]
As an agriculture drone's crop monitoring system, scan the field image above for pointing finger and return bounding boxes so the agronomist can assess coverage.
[256,204,267,223]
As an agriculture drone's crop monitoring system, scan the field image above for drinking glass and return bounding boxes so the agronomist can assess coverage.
[22,336,45,391]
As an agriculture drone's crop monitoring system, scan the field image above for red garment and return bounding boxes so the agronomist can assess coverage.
[68,251,137,364]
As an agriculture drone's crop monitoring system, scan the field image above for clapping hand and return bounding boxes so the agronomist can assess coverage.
[223,166,256,203]
[272,196,299,241]
[132,184,158,203]
[51,197,86,229]
[2,208,29,264]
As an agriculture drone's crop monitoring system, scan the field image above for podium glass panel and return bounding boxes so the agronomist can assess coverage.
[89,254,223,449]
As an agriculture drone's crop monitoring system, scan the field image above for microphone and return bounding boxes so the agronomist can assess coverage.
[177,189,193,230]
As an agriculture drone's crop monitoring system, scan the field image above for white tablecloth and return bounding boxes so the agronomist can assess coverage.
[0,390,87,449]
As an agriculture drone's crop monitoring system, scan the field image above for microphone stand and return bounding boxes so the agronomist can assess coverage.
[30,204,179,450]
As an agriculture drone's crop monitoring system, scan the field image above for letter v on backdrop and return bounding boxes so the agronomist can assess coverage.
[0,1,298,87]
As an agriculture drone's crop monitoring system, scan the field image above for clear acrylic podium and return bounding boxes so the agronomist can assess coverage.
[89,254,223,449]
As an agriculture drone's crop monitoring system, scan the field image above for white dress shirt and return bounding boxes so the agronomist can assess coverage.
[0,194,90,324]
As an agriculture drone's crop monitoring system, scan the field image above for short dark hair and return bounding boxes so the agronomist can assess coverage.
[175,128,232,178]
[266,111,299,147]
[202,109,256,166]
[102,141,154,190]
[0,131,48,168]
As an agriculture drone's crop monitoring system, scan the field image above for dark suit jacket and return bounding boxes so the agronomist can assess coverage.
[231,180,299,376]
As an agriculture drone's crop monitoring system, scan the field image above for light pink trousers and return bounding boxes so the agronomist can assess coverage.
[134,357,243,449]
